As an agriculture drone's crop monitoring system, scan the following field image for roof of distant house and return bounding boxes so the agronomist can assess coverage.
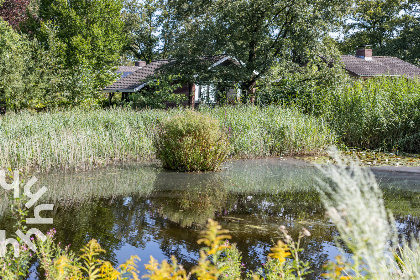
[105,60,169,92]
[103,54,239,93]
[117,66,141,73]
[116,65,142,78]
[341,53,420,78]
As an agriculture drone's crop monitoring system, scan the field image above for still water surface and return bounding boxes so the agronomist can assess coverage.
[1,158,420,279]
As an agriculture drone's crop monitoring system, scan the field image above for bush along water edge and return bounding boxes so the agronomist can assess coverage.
[155,110,230,172]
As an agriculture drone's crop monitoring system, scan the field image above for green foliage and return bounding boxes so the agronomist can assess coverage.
[339,0,420,66]
[322,77,420,152]
[340,0,408,52]
[43,237,140,279]
[256,46,350,116]
[260,71,420,153]
[252,227,311,280]
[219,242,242,280]
[122,0,160,62]
[24,0,125,102]
[130,74,186,109]
[163,0,351,99]
[0,194,32,280]
[0,18,29,107]
[155,110,229,171]
[0,17,110,110]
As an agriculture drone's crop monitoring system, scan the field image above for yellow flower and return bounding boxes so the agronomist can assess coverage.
[268,240,291,263]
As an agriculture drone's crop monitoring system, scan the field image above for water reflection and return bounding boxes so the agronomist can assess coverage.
[0,159,418,279]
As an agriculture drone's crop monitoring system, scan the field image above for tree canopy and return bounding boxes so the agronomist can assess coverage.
[1,0,420,109]
[156,0,351,100]
[339,0,420,66]
[27,0,125,92]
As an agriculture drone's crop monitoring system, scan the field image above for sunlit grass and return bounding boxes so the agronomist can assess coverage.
[0,106,335,172]
[205,105,336,157]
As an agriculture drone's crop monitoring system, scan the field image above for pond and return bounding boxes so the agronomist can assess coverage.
[1,158,420,279]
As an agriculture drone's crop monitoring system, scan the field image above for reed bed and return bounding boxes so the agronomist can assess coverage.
[323,77,420,152]
[206,105,336,157]
[0,106,335,172]
[0,108,163,171]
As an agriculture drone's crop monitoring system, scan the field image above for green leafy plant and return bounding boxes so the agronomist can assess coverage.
[155,110,230,171]
[0,197,33,279]
[130,74,186,109]
[0,173,34,280]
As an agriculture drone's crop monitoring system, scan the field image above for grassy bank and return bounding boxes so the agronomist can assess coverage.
[0,106,335,172]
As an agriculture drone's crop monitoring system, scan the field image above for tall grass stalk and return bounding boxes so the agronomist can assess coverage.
[0,108,167,172]
[315,148,420,279]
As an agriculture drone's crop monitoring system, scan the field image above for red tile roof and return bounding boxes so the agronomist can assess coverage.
[341,55,420,78]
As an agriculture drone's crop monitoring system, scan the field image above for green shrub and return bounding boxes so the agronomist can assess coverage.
[155,110,229,171]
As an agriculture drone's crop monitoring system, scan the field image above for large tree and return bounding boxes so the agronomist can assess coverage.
[339,0,420,66]
[385,15,420,66]
[26,0,125,94]
[121,0,191,61]
[0,18,27,106]
[0,18,77,109]
[122,0,159,63]
[160,0,351,101]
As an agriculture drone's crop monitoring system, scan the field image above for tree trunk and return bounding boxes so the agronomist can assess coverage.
[188,83,195,109]
[241,80,256,104]
[121,92,128,102]
[0,102,6,115]
[108,93,114,106]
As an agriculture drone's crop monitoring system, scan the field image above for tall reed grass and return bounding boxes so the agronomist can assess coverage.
[0,108,160,171]
[205,105,335,157]
[0,106,335,171]
[323,77,420,152]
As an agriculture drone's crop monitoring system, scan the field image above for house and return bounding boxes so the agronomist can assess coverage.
[103,55,242,108]
[341,47,420,79]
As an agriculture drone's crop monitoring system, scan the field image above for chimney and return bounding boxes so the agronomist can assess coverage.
[135,61,147,67]
[356,46,372,61]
